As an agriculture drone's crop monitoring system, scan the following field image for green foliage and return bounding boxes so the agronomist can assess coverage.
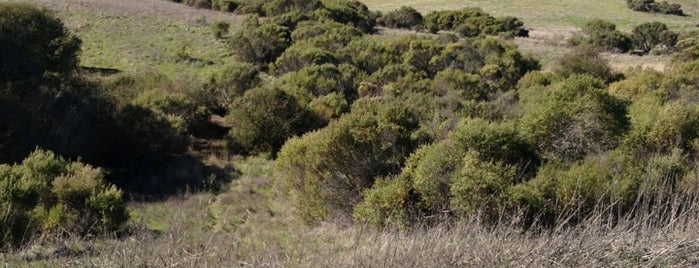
[274,63,358,108]
[518,75,629,162]
[132,90,211,136]
[354,118,539,226]
[271,40,340,74]
[352,176,413,228]
[625,95,699,154]
[608,68,663,101]
[379,6,424,30]
[1,149,127,249]
[632,22,678,54]
[290,20,362,49]
[277,98,420,223]
[576,19,632,53]
[230,16,291,66]
[626,0,684,16]
[673,32,699,62]
[226,86,320,155]
[205,62,261,113]
[0,3,81,84]
[317,0,377,33]
[423,8,528,38]
[554,47,617,83]
[262,0,323,17]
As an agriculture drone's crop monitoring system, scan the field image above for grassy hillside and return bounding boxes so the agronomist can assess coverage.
[364,0,699,30]
[6,0,243,78]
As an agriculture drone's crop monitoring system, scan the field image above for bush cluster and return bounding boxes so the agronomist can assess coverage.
[423,8,528,38]
[1,149,128,249]
[626,0,684,16]
[569,19,678,55]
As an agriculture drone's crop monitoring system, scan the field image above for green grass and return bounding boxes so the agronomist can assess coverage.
[19,0,243,79]
[364,0,699,31]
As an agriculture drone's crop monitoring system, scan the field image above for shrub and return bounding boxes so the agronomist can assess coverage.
[379,6,424,30]
[132,90,211,136]
[624,95,699,154]
[274,63,357,107]
[632,22,678,54]
[271,40,340,74]
[576,19,632,53]
[518,75,629,162]
[365,118,538,224]
[106,105,188,168]
[608,68,663,101]
[626,0,684,16]
[230,16,291,66]
[226,86,320,155]
[205,62,260,113]
[262,0,323,17]
[0,149,128,249]
[352,176,413,228]
[277,98,420,223]
[553,47,617,83]
[317,0,376,34]
[290,20,362,49]
[423,8,527,38]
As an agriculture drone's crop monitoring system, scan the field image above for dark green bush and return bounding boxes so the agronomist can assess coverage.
[205,62,261,114]
[271,40,340,74]
[379,6,424,30]
[0,3,80,85]
[626,0,684,16]
[290,20,362,49]
[632,22,678,54]
[554,47,618,83]
[132,90,211,136]
[423,8,528,38]
[230,16,291,66]
[574,19,632,53]
[226,86,320,155]
[317,0,376,33]
[262,0,323,17]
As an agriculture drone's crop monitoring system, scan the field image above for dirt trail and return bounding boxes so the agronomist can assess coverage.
[8,0,242,23]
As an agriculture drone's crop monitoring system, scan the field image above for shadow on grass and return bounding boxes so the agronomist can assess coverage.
[115,153,240,202]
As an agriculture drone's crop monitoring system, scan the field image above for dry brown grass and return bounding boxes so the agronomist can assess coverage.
[4,156,699,267]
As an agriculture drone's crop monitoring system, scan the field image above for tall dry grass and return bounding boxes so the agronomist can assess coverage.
[4,160,699,267]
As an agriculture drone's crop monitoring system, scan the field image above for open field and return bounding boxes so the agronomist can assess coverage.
[364,0,699,31]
